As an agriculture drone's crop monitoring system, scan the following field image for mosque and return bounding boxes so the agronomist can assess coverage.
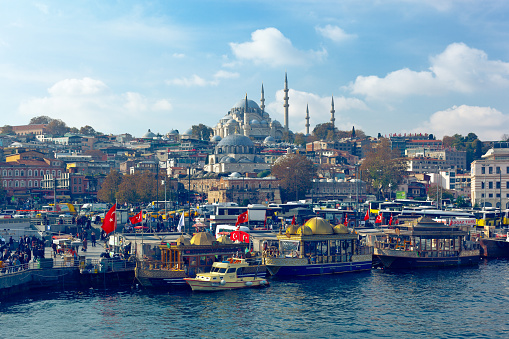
[211,74,290,143]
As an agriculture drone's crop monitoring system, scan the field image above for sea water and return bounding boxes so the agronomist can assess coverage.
[1,259,508,338]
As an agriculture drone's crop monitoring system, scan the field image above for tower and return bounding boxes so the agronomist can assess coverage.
[260,83,265,114]
[243,93,250,137]
[284,72,289,132]
[330,96,335,129]
[305,104,310,136]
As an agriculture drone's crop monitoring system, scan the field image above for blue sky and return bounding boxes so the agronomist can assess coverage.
[1,0,509,140]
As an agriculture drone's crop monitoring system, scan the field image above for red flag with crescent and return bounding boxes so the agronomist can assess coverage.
[363,210,369,221]
[375,214,382,224]
[236,211,248,227]
[101,204,117,234]
[129,211,143,225]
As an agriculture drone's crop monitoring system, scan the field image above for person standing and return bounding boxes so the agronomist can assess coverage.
[91,232,96,247]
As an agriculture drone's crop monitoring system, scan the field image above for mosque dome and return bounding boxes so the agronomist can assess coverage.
[229,172,242,178]
[168,129,179,135]
[211,135,222,142]
[260,120,268,125]
[190,232,216,246]
[233,98,260,110]
[253,156,265,163]
[272,120,281,126]
[264,136,276,144]
[220,156,236,163]
[142,129,156,138]
[304,217,334,235]
[217,134,254,147]
[251,119,260,125]
[181,128,193,136]
[238,157,251,163]
[297,225,314,235]
[333,224,350,234]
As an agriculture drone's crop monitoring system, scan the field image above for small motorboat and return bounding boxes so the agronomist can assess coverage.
[184,258,269,292]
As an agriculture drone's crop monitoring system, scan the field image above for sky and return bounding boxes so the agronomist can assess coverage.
[1,0,509,141]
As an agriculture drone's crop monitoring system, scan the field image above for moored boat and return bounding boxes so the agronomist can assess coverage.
[262,217,372,277]
[478,231,509,258]
[136,232,265,288]
[373,217,480,269]
[184,257,269,291]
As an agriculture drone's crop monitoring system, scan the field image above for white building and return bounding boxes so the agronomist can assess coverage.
[471,144,509,208]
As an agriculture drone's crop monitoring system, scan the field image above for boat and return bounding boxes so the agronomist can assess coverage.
[373,217,480,269]
[262,217,373,277]
[135,232,266,288]
[184,257,269,291]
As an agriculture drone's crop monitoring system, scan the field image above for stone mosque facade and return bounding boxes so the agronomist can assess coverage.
[212,78,289,143]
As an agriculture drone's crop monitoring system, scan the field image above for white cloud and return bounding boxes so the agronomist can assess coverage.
[349,43,509,100]
[166,74,211,87]
[214,70,239,79]
[230,27,327,67]
[172,53,185,58]
[315,25,356,42]
[34,3,49,14]
[415,105,509,140]
[17,77,173,136]
[266,89,367,133]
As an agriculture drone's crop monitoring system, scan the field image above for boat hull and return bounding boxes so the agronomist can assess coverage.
[479,238,509,258]
[264,255,372,277]
[374,249,480,269]
[184,278,269,291]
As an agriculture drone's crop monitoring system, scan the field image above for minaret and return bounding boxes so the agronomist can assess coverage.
[330,96,335,129]
[305,104,310,136]
[243,93,250,136]
[260,83,265,114]
[284,72,289,132]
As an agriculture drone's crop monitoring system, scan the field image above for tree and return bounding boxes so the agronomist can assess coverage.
[46,119,69,136]
[293,133,307,147]
[1,125,15,135]
[80,125,97,135]
[97,170,123,203]
[191,124,213,140]
[427,184,455,205]
[116,174,140,204]
[313,123,336,140]
[271,154,316,202]
[360,138,408,199]
[29,116,52,124]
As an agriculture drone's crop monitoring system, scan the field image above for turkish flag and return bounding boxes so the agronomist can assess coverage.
[235,211,248,227]
[389,215,393,226]
[344,214,348,226]
[101,204,117,234]
[375,214,382,224]
[129,211,143,225]
[363,210,369,221]
[291,215,296,225]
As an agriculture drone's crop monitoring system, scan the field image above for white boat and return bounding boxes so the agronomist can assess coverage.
[184,258,269,292]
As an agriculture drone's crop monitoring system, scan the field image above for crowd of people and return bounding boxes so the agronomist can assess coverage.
[0,235,46,274]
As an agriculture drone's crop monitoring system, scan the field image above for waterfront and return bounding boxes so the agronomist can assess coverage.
[1,260,509,338]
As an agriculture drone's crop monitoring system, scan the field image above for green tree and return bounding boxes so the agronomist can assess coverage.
[1,125,15,135]
[293,133,307,147]
[116,174,140,204]
[191,124,213,140]
[29,116,52,124]
[46,119,69,136]
[360,139,408,199]
[80,125,97,135]
[271,154,316,202]
[313,122,336,140]
[97,170,123,203]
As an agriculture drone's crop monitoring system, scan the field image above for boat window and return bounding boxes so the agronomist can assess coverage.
[227,268,236,274]
[432,239,437,251]
[236,267,244,276]
[211,267,219,272]
[218,268,227,273]
[200,256,206,266]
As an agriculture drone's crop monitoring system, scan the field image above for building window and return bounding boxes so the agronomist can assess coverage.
[28,180,32,187]
[2,170,6,176]
[3,181,6,187]
[482,182,485,189]
[52,170,56,176]
[20,170,24,176]
[496,167,501,174]
[34,181,38,187]
[497,193,501,198]
[14,170,19,176]
[482,167,485,174]
[507,167,509,174]
[489,182,493,189]
[34,170,38,177]
[489,167,493,174]
[496,182,501,189]
[9,181,13,187]
[15,181,19,187]
[28,170,32,176]
[46,170,49,175]
[20,181,25,187]
[489,193,493,198]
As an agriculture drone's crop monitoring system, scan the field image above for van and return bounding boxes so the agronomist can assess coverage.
[215,225,250,239]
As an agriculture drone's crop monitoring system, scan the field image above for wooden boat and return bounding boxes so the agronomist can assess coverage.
[184,257,269,291]
[373,217,480,269]
[263,217,372,277]
[135,232,265,288]
[479,231,509,258]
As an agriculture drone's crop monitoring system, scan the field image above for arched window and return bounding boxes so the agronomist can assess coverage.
[28,169,32,176]
[9,181,13,187]
[2,170,6,176]
[34,170,38,177]
[8,170,12,176]
[20,181,25,187]
[34,181,38,187]
[15,180,19,187]
[28,180,32,187]
[14,170,19,176]
[3,181,6,187]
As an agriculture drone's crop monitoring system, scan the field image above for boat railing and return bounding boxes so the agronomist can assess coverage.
[137,260,185,271]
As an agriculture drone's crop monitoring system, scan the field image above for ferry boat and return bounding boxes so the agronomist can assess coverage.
[373,217,480,269]
[262,217,373,277]
[478,229,509,258]
[184,257,269,291]
[135,232,265,288]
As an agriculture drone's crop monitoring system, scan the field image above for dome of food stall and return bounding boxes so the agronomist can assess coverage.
[217,235,233,244]
[333,224,350,234]
[190,232,216,246]
[176,235,191,246]
[297,225,314,235]
[304,217,334,235]
[285,224,299,235]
